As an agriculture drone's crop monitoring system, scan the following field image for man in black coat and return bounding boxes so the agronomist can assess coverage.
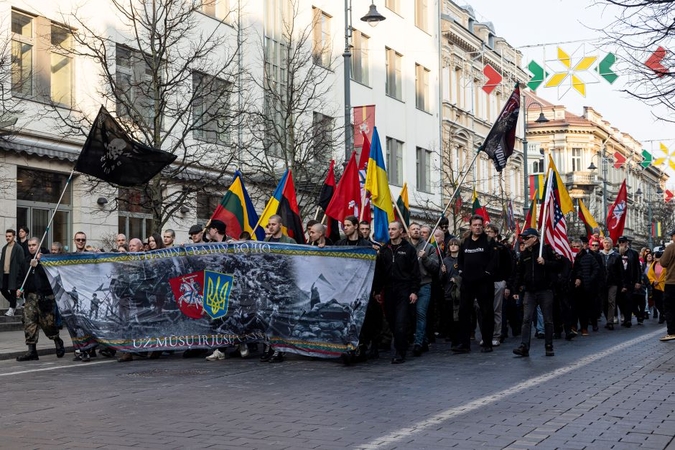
[373,221,420,364]
[571,238,600,335]
[617,236,643,327]
[453,215,497,354]
[512,228,561,357]
[1,229,25,317]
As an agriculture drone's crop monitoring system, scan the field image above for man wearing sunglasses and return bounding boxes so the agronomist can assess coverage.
[512,228,561,357]
[73,232,87,253]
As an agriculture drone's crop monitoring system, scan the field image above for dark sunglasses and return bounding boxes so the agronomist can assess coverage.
[75,238,86,242]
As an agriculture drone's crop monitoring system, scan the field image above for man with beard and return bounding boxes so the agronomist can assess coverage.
[1,229,25,317]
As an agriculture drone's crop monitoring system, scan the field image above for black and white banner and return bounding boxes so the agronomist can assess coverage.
[42,242,376,358]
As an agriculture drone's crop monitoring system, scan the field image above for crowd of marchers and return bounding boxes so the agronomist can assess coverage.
[1,213,674,365]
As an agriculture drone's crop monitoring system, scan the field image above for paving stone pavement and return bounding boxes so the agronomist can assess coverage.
[0,319,673,449]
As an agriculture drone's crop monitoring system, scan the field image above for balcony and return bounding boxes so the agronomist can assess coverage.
[565,171,596,187]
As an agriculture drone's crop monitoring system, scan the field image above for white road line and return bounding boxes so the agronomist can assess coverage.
[0,359,115,377]
[357,328,666,450]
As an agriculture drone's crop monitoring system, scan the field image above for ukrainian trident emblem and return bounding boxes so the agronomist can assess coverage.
[203,270,233,319]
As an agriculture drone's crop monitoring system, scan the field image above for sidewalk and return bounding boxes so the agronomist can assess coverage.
[0,330,75,361]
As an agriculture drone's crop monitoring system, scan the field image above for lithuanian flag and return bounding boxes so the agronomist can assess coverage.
[210,170,265,240]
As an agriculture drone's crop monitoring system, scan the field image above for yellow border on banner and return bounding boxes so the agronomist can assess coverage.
[42,243,376,267]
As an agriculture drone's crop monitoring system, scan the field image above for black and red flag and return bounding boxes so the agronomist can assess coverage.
[318,160,341,243]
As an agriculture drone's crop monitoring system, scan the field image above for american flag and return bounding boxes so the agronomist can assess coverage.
[542,171,574,261]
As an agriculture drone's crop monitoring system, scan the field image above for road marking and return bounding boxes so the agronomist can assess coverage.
[0,360,115,377]
[357,328,665,450]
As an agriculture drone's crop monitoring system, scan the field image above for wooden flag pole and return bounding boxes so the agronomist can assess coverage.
[392,199,410,236]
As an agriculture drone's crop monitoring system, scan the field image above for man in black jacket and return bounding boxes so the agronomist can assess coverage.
[15,237,65,361]
[513,228,561,357]
[373,221,420,364]
[571,238,600,335]
[617,236,643,327]
[454,215,497,354]
[599,237,622,330]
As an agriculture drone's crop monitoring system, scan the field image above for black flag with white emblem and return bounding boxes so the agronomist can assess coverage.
[75,106,176,186]
[480,83,520,173]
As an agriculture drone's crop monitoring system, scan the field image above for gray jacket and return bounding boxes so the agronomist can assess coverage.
[412,239,439,286]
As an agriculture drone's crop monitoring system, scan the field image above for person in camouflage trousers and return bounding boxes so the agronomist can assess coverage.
[16,237,65,361]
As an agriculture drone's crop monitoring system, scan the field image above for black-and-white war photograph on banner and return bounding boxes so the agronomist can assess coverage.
[41,242,376,358]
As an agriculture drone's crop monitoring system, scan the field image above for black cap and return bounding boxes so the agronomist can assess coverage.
[617,236,630,243]
[209,219,226,235]
[579,236,589,244]
[189,224,203,235]
[519,227,539,238]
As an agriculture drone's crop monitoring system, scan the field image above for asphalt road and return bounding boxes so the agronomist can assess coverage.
[0,319,674,450]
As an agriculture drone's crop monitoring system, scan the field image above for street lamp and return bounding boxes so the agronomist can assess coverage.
[344,1,386,164]
[522,99,549,216]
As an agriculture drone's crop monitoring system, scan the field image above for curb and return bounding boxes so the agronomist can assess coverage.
[0,346,75,361]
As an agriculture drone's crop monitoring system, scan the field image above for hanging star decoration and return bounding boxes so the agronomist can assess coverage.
[545,47,597,97]
[653,142,675,171]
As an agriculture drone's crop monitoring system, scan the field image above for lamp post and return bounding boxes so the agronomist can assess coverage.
[343,1,386,164]
[587,142,609,229]
[522,99,549,217]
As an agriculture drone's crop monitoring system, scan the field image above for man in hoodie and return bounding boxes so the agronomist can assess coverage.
[408,223,439,357]
[453,215,497,354]
[512,228,561,357]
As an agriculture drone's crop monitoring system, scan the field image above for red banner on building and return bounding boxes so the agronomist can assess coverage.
[353,105,375,148]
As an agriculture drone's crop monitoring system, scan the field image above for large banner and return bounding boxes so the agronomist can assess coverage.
[42,242,376,358]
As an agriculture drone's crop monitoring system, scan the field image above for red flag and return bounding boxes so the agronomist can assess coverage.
[513,219,521,250]
[542,171,574,261]
[358,131,372,223]
[326,152,361,223]
[353,105,375,148]
[318,160,341,243]
[606,180,628,244]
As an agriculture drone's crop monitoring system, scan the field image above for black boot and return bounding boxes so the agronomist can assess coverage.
[54,337,65,358]
[17,344,39,361]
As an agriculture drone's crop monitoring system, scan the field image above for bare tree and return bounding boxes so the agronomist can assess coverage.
[242,0,340,215]
[52,0,243,232]
[598,0,675,120]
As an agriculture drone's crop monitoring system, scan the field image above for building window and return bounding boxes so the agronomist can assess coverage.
[415,63,430,111]
[386,137,403,186]
[385,0,401,14]
[571,147,582,172]
[11,11,73,105]
[312,112,334,165]
[351,30,369,85]
[416,147,432,192]
[263,0,291,157]
[197,194,222,225]
[118,188,154,241]
[16,168,72,250]
[385,47,402,100]
[312,8,331,68]
[415,0,428,31]
[11,11,33,97]
[50,25,73,106]
[192,71,232,144]
[115,44,156,126]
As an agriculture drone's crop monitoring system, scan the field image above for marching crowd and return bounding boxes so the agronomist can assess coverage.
[1,212,675,365]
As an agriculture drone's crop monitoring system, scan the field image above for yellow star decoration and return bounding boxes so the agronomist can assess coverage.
[545,47,597,96]
[654,142,675,171]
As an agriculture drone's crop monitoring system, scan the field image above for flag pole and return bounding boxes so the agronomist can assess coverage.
[314,206,322,221]
[425,150,482,248]
[392,199,410,235]
[18,167,76,294]
[358,189,367,221]
[538,168,553,259]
